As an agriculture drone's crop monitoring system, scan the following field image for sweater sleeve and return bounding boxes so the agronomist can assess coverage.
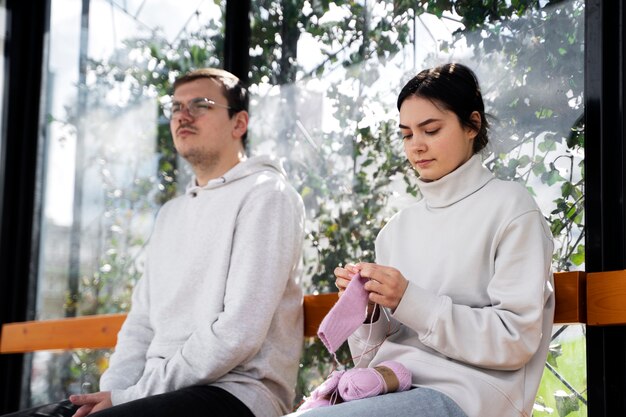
[100,272,154,392]
[392,209,554,371]
[110,186,304,403]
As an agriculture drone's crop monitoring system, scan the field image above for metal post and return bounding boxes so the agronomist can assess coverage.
[0,0,49,412]
[585,1,626,415]
[224,0,250,84]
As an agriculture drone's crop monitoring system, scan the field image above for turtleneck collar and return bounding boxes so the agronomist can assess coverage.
[416,154,494,208]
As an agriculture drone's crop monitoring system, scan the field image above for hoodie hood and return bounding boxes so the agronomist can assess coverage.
[185,155,288,196]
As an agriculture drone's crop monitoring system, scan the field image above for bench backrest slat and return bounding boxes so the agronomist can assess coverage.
[0,271,597,354]
[0,314,127,354]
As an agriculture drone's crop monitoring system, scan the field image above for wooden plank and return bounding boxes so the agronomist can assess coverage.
[0,294,339,353]
[553,271,586,324]
[303,293,337,338]
[1,272,588,354]
[0,314,126,353]
[587,269,626,326]
[0,295,337,353]
[305,273,581,333]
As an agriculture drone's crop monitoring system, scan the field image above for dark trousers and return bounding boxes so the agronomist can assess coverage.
[2,386,255,417]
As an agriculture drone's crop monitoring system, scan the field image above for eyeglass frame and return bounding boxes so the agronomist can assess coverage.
[161,96,233,120]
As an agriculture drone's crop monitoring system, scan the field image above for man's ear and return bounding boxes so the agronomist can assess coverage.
[232,111,249,140]
[467,111,481,139]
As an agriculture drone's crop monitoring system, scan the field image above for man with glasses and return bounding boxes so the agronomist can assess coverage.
[3,68,305,417]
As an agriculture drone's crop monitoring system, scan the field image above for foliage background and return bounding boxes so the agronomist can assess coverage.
[33,1,586,415]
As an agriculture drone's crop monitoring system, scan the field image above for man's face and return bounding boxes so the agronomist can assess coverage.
[170,78,240,167]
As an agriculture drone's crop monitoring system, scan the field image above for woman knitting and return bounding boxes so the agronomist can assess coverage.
[290,63,555,417]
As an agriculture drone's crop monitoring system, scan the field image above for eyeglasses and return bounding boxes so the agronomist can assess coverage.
[161,97,232,120]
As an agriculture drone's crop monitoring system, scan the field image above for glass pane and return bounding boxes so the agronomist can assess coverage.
[29,0,224,405]
[537,325,587,416]
[247,0,585,412]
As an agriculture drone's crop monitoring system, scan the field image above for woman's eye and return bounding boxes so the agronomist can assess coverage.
[425,129,440,135]
[400,132,412,140]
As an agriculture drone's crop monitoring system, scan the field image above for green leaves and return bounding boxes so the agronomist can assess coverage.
[536,107,555,120]
[571,245,585,266]
[542,165,565,186]
[555,390,581,416]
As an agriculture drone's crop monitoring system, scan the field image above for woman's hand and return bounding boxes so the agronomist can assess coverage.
[333,263,360,298]
[334,263,378,320]
[334,262,409,319]
[357,263,409,312]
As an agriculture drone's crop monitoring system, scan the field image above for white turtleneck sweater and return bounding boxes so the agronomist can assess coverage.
[349,154,555,417]
[100,155,305,417]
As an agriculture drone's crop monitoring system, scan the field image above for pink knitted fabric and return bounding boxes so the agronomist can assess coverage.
[317,273,369,353]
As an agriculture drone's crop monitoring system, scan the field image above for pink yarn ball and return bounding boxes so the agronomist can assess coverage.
[378,360,413,392]
[337,361,412,402]
[298,369,345,411]
[316,370,345,398]
[338,368,384,401]
[298,396,333,411]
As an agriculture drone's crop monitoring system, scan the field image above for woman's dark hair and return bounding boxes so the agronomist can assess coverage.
[397,63,489,153]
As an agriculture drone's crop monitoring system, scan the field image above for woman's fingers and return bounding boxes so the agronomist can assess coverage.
[334,263,361,297]
[335,277,350,292]
[335,262,408,307]
[358,264,408,310]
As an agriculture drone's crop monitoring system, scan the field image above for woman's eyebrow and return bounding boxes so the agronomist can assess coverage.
[417,118,440,127]
[399,118,441,130]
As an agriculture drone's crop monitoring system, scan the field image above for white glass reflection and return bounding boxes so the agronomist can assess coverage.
[31,0,222,404]
[247,1,585,414]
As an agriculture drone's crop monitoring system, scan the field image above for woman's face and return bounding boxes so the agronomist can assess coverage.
[399,95,478,182]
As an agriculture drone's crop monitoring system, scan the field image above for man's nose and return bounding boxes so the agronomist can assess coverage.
[176,106,194,121]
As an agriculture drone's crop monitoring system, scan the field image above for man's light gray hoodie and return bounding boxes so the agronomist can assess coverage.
[100,155,305,417]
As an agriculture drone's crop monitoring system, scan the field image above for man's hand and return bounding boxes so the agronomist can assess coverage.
[69,391,112,417]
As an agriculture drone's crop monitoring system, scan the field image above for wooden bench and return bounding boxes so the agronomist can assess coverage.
[1,270,619,355]
[0,293,337,353]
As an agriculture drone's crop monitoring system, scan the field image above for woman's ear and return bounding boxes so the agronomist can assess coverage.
[466,111,482,139]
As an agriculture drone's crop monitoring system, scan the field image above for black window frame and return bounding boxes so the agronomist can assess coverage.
[0,0,51,411]
[584,1,626,415]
